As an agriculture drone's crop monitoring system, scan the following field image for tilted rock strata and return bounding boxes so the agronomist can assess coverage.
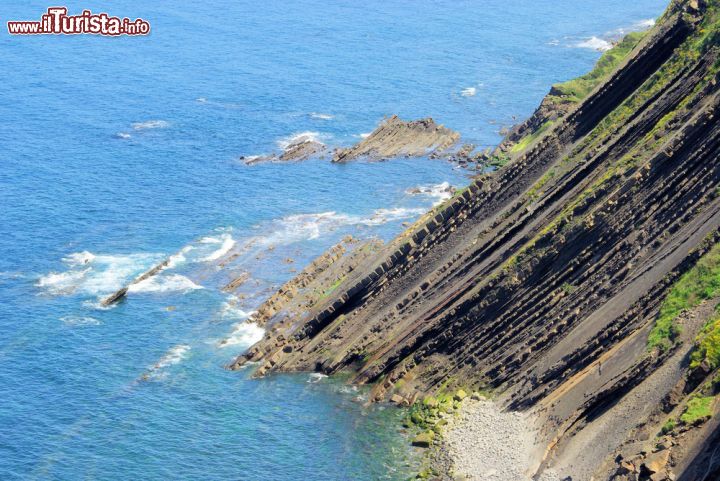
[332,115,460,162]
[233,0,720,478]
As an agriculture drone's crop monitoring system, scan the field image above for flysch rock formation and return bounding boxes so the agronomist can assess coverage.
[243,134,328,164]
[230,0,720,479]
[243,116,465,166]
[220,235,383,350]
[332,115,461,162]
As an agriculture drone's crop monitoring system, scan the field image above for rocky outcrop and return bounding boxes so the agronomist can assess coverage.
[332,115,460,162]
[244,134,327,164]
[101,256,172,306]
[232,0,720,479]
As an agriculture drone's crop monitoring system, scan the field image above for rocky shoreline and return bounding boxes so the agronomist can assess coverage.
[228,0,720,478]
[241,114,496,170]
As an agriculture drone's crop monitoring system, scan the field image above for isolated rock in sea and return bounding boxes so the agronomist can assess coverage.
[278,138,326,162]
[244,134,327,164]
[332,115,460,162]
[101,257,171,306]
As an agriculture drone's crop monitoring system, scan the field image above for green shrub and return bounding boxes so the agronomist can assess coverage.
[661,419,676,435]
[648,243,720,349]
[690,315,720,370]
[550,31,648,103]
[680,396,715,425]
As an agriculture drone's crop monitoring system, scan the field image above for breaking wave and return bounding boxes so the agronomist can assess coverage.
[127,274,203,293]
[200,233,236,261]
[307,373,328,383]
[575,36,613,52]
[220,322,265,349]
[461,87,477,97]
[261,207,425,245]
[406,181,455,204]
[37,252,161,296]
[141,344,191,381]
[276,131,325,149]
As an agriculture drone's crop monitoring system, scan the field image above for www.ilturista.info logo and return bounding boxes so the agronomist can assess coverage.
[7,7,150,36]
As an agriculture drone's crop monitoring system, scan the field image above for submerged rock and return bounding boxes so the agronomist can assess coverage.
[332,115,460,162]
[411,430,435,448]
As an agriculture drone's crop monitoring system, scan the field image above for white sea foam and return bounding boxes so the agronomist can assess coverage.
[131,120,170,130]
[407,181,455,204]
[142,344,191,380]
[220,322,265,348]
[261,207,426,245]
[37,268,91,295]
[63,251,96,266]
[310,112,334,120]
[307,373,328,383]
[200,233,236,261]
[612,18,657,36]
[166,245,194,269]
[575,36,613,52]
[276,131,323,149]
[359,132,371,139]
[60,315,101,327]
[115,132,131,139]
[128,274,203,293]
[358,207,426,226]
[155,344,191,369]
[220,302,256,320]
[38,252,161,296]
[634,18,656,29]
[461,87,477,97]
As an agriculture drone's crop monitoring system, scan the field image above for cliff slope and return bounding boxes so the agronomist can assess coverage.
[232,1,720,478]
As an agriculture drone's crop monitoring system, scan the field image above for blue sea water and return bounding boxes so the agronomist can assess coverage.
[0,1,668,479]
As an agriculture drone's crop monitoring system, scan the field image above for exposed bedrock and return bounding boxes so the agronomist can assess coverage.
[332,115,460,162]
[244,134,328,164]
[233,0,720,478]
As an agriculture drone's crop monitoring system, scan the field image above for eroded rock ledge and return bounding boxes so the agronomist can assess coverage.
[243,115,462,165]
[332,115,460,162]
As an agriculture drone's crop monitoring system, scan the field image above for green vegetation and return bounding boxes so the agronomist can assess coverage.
[690,312,720,370]
[320,276,345,298]
[661,418,676,435]
[405,393,460,431]
[487,152,510,168]
[549,31,648,103]
[509,121,555,154]
[679,395,715,425]
[648,243,720,350]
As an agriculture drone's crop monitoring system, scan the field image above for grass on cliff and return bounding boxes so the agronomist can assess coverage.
[509,121,554,154]
[690,309,720,370]
[549,31,647,103]
[648,243,720,350]
[680,395,715,425]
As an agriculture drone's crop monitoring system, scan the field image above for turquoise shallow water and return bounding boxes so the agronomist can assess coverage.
[1,1,667,479]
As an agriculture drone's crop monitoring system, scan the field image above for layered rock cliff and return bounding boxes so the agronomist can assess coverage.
[231,0,720,478]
